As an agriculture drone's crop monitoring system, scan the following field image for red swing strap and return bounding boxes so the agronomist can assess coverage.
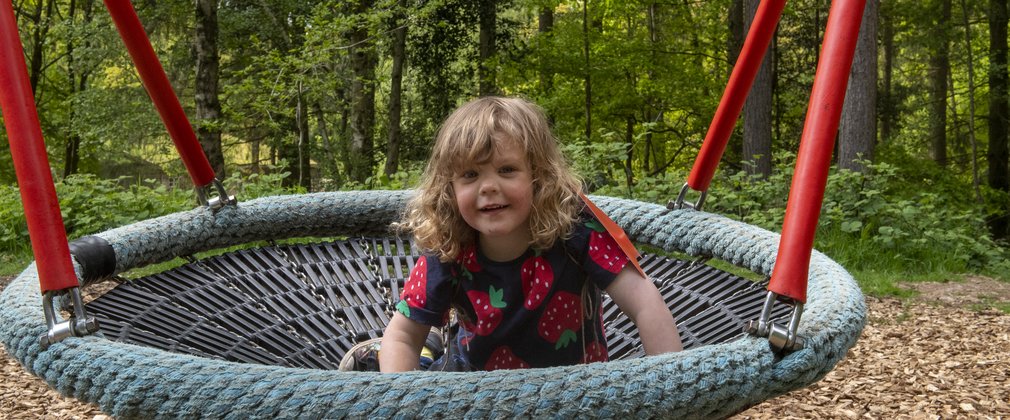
[579,193,646,278]
[768,0,865,304]
[104,0,234,208]
[747,0,866,354]
[1,0,99,348]
[686,0,787,194]
[0,0,78,294]
[103,0,216,188]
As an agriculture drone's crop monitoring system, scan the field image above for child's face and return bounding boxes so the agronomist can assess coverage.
[451,139,534,249]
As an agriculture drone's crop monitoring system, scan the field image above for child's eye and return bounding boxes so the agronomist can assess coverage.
[460,170,478,179]
[499,166,516,174]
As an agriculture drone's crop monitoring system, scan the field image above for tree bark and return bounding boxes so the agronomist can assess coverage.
[728,0,744,69]
[928,0,951,167]
[64,0,94,178]
[26,0,54,95]
[624,116,635,190]
[195,0,225,179]
[538,6,554,94]
[742,0,773,178]
[958,0,982,202]
[385,0,407,176]
[989,0,1010,238]
[296,83,311,190]
[478,0,497,96]
[838,0,878,173]
[313,102,340,185]
[582,0,592,141]
[879,0,896,142]
[348,0,377,183]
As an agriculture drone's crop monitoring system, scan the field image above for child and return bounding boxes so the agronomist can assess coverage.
[378,96,682,372]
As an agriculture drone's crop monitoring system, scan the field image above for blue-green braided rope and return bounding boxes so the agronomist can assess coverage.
[0,191,865,419]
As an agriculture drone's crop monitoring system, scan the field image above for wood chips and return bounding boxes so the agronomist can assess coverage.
[2,277,1008,419]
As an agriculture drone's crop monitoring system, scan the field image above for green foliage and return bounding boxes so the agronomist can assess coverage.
[585,151,1010,287]
[0,173,296,274]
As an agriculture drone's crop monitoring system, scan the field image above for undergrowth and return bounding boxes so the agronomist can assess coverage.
[3,156,1009,301]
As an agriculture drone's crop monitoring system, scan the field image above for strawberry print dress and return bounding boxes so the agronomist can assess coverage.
[396,212,631,370]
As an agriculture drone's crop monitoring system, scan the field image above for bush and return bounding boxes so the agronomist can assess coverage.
[0,172,297,271]
[583,152,1010,280]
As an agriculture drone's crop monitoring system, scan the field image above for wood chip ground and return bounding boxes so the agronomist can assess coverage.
[2,276,1008,419]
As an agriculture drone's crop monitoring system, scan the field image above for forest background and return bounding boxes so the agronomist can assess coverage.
[2,0,1010,300]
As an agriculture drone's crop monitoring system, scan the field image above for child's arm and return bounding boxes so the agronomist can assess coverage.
[379,312,432,372]
[605,265,683,354]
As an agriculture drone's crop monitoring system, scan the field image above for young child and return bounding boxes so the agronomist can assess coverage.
[378,96,682,372]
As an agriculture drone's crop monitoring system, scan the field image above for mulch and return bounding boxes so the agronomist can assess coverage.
[2,275,1008,419]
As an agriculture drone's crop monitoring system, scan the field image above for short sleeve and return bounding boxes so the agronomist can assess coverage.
[580,216,632,290]
[396,253,456,327]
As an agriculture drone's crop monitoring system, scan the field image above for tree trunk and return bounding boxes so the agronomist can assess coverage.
[958,0,983,202]
[728,0,744,68]
[742,0,773,178]
[313,102,340,185]
[538,6,554,94]
[385,0,407,176]
[582,0,592,141]
[478,0,497,96]
[879,0,896,142]
[64,0,94,178]
[838,0,878,173]
[348,0,377,183]
[27,0,54,94]
[928,0,951,166]
[296,83,311,190]
[989,0,1010,239]
[195,0,225,179]
[624,116,635,191]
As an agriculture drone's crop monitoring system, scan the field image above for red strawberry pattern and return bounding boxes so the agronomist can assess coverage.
[466,286,506,336]
[538,291,583,349]
[485,346,529,370]
[458,245,482,277]
[396,212,628,370]
[397,255,430,317]
[521,252,554,309]
[583,341,608,363]
[586,220,628,274]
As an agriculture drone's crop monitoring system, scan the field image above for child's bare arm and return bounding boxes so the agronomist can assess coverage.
[379,312,431,372]
[605,265,683,355]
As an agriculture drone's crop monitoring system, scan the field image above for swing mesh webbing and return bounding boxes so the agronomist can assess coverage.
[83,237,791,368]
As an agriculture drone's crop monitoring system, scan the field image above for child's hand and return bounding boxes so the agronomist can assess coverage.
[379,312,432,372]
[606,266,683,355]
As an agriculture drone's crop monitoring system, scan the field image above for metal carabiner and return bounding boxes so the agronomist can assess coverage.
[39,287,99,350]
[196,178,237,211]
[746,290,805,353]
[668,182,708,211]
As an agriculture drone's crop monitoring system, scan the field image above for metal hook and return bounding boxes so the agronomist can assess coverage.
[746,290,805,353]
[196,178,237,211]
[39,287,99,350]
[669,183,707,211]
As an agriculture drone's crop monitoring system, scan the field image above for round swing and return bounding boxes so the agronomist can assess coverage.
[0,0,867,418]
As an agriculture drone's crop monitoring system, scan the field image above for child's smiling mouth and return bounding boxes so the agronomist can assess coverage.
[480,204,508,212]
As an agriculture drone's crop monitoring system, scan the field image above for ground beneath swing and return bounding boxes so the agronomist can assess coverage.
[2,275,1009,419]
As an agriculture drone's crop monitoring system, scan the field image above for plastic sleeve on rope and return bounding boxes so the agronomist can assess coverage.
[103,0,216,187]
[0,1,79,293]
[768,0,867,303]
[69,236,117,283]
[686,0,787,192]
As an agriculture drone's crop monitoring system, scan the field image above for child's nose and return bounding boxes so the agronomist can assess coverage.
[479,177,498,194]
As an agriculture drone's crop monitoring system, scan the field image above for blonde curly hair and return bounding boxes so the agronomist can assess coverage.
[399,97,583,262]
